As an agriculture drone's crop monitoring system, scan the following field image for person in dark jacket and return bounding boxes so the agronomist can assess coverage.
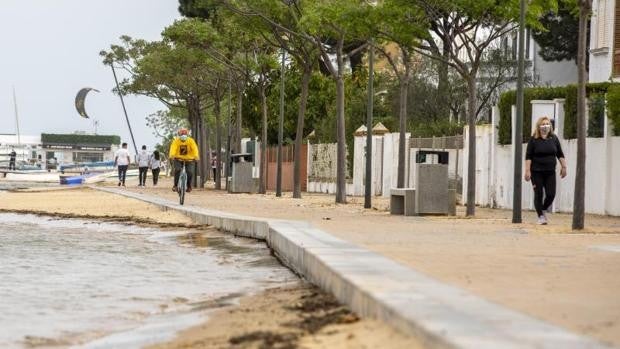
[525,116,567,225]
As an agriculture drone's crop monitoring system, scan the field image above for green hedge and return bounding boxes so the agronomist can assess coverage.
[41,133,121,145]
[498,82,619,144]
[607,84,620,136]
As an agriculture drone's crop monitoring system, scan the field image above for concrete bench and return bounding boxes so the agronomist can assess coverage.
[390,188,416,216]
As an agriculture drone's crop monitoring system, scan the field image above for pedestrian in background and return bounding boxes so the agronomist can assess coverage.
[525,116,567,225]
[211,151,218,183]
[114,143,131,187]
[136,145,150,187]
[150,150,161,186]
[9,148,16,170]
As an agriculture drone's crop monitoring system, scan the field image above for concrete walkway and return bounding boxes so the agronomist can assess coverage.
[94,186,615,349]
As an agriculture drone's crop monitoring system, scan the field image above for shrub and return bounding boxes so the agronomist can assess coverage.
[498,82,620,144]
[607,84,620,136]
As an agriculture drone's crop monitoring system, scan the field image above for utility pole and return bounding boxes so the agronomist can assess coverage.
[110,63,138,155]
[364,40,374,209]
[512,0,526,223]
[276,48,285,197]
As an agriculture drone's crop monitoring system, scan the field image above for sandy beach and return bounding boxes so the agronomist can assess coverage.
[0,186,423,349]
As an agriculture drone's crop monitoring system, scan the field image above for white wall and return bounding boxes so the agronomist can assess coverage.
[352,135,384,196]
[466,99,620,216]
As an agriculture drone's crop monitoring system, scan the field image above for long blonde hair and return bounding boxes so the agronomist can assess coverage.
[532,116,554,139]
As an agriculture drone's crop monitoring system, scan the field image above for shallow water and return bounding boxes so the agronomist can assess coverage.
[0,213,295,348]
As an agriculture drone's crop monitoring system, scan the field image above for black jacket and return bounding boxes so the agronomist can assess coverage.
[525,135,565,172]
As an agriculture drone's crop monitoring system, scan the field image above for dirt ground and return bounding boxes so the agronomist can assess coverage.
[0,186,423,349]
[86,176,620,347]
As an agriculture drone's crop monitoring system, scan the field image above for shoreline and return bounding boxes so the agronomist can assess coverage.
[1,187,423,349]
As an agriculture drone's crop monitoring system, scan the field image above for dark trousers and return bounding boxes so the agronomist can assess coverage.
[531,171,556,216]
[9,161,15,170]
[174,160,194,188]
[152,168,160,185]
[138,167,148,186]
[117,165,128,185]
[212,168,217,182]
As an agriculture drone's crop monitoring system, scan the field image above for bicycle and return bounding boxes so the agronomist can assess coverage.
[176,160,189,205]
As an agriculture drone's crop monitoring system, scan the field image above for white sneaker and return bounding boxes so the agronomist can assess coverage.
[537,215,548,225]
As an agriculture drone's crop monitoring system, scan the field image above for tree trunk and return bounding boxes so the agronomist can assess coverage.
[293,66,311,199]
[236,85,243,154]
[199,115,210,188]
[397,76,409,188]
[214,92,222,190]
[437,37,451,120]
[466,75,477,216]
[259,84,268,194]
[335,41,347,204]
[572,0,591,230]
[188,96,202,189]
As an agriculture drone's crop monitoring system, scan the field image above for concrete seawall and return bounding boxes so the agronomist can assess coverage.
[94,187,614,349]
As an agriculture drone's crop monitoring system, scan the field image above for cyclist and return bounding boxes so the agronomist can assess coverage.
[169,128,200,193]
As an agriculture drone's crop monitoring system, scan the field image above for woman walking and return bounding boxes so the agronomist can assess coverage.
[525,117,567,225]
[150,150,161,186]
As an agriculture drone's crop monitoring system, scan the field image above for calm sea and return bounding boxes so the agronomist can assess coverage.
[0,213,295,348]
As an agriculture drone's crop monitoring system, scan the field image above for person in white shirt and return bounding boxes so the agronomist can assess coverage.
[136,145,150,187]
[149,150,161,186]
[113,143,131,187]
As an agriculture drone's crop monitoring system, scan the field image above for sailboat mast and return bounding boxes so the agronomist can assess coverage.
[12,86,21,145]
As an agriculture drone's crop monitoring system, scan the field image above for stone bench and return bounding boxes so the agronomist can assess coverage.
[390,188,416,216]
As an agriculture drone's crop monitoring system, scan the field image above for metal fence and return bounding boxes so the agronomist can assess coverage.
[409,135,464,150]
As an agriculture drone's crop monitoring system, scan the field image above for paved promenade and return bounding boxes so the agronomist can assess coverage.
[94,177,620,348]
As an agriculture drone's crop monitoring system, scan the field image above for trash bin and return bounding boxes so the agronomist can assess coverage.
[229,153,255,193]
[415,150,453,214]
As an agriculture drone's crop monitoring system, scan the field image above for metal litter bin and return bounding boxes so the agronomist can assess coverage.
[229,153,255,193]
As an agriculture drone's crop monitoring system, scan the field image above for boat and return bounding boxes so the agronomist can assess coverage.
[3,171,59,183]
[59,174,83,185]
[59,171,111,185]
[59,161,115,173]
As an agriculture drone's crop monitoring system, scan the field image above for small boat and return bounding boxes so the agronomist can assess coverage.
[3,171,59,183]
[59,171,115,185]
[59,174,84,185]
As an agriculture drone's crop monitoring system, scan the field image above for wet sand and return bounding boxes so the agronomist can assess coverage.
[149,283,424,349]
[0,187,423,348]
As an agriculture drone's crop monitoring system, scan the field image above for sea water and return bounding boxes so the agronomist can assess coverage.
[0,213,295,348]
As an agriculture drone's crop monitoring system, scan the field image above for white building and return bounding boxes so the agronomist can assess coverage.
[589,0,616,83]
[499,28,578,87]
[0,134,41,167]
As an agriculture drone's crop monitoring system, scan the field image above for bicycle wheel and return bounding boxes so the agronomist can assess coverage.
[178,173,187,205]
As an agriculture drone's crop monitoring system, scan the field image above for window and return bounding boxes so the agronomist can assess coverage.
[525,28,531,60]
[511,33,518,60]
[614,0,620,75]
[596,0,609,48]
[73,152,103,163]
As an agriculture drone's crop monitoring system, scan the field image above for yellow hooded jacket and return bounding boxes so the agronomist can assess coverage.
[169,136,200,161]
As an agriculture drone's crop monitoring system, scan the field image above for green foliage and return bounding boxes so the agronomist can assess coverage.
[588,93,605,138]
[531,0,583,62]
[498,82,620,144]
[607,85,620,136]
[498,86,568,144]
[410,120,465,137]
[41,134,121,146]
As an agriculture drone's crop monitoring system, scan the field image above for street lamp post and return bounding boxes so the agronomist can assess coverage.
[276,48,285,197]
[512,0,526,223]
[365,40,374,209]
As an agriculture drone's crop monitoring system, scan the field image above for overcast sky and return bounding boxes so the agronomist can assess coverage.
[0,0,181,151]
